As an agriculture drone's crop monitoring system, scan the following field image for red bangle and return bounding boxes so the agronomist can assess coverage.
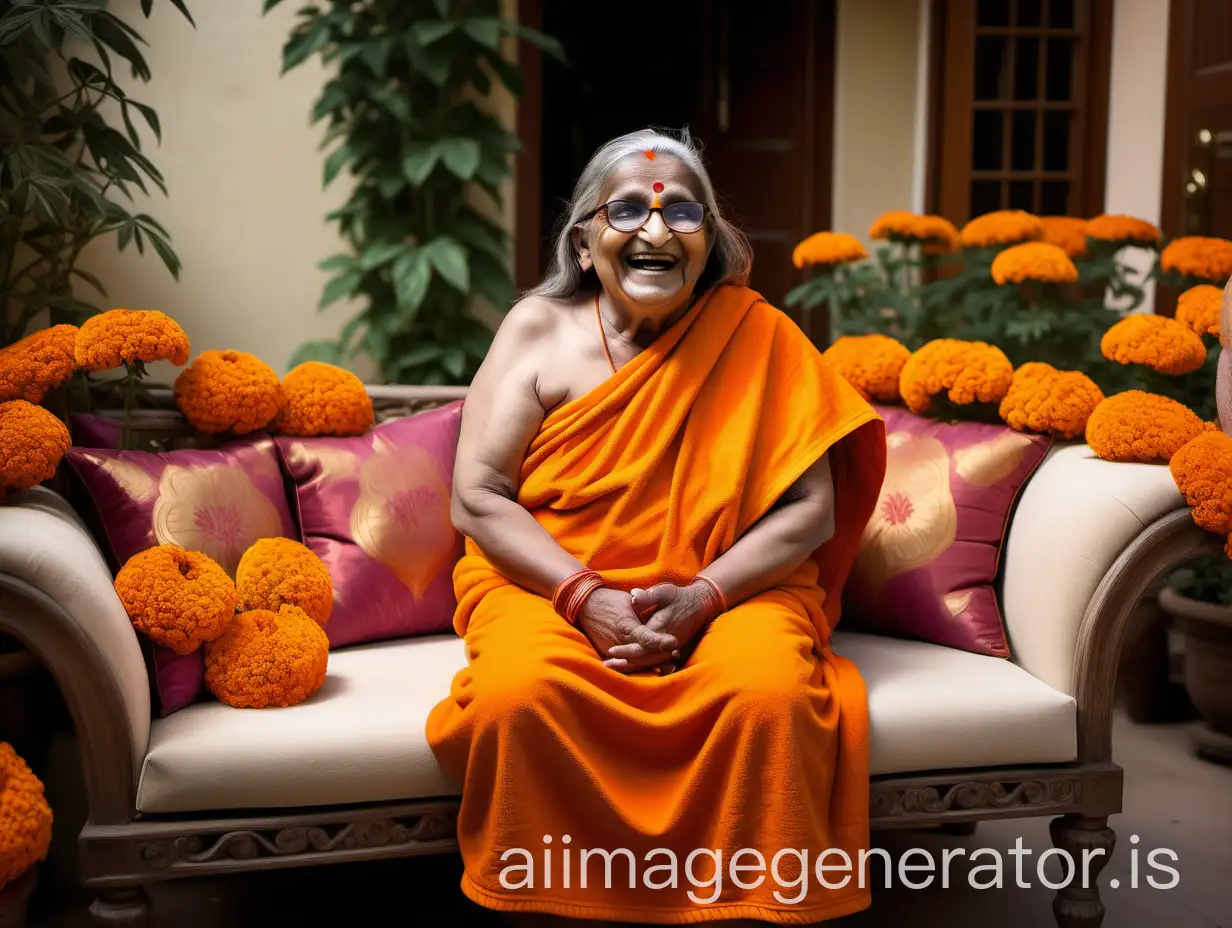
[553,568,605,626]
[694,575,727,616]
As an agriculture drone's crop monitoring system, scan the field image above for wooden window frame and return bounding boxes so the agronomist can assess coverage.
[925,0,1114,222]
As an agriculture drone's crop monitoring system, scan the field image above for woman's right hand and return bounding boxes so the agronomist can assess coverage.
[577,588,679,670]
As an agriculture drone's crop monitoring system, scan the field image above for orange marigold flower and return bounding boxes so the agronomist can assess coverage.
[0,742,53,889]
[1038,216,1089,259]
[870,212,962,253]
[0,400,70,499]
[791,232,867,269]
[277,361,373,437]
[1085,214,1161,248]
[1085,391,1212,463]
[822,334,911,403]
[74,309,190,372]
[114,545,237,654]
[1100,313,1207,375]
[898,338,1014,414]
[1170,431,1232,534]
[173,349,282,435]
[991,241,1079,285]
[1175,284,1223,338]
[0,325,79,404]
[1160,235,1232,283]
[959,210,1043,249]
[998,362,1104,439]
[205,605,329,709]
[236,537,332,626]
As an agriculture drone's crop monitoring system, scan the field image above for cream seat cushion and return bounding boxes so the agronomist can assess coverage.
[136,631,1077,814]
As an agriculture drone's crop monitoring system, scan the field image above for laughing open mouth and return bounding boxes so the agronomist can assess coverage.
[625,253,678,272]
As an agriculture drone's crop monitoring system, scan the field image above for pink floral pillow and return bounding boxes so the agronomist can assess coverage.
[64,435,298,714]
[840,406,1052,657]
[275,401,464,648]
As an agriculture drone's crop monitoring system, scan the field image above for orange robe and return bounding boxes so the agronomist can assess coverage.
[425,283,887,923]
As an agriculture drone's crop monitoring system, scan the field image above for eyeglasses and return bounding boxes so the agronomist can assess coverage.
[580,199,709,234]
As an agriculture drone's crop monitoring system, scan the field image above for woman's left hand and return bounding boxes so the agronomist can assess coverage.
[604,581,719,673]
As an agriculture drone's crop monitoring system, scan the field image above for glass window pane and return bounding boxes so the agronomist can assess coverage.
[975,36,1009,100]
[1017,0,1043,26]
[1014,37,1041,100]
[1049,0,1076,28]
[978,0,1011,27]
[1011,110,1038,170]
[1046,37,1075,101]
[971,181,1003,217]
[1043,110,1071,171]
[1041,180,1070,214]
[973,110,1005,171]
[1010,180,1035,211]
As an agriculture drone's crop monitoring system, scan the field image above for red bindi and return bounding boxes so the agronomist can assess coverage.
[643,150,657,161]
[652,182,665,193]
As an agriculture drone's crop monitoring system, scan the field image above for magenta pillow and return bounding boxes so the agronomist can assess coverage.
[69,412,122,449]
[841,406,1052,658]
[275,401,464,648]
[64,435,298,714]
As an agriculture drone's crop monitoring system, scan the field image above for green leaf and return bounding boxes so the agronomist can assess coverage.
[288,339,342,368]
[165,0,196,26]
[323,142,353,186]
[401,144,440,186]
[425,237,469,293]
[282,16,329,73]
[470,251,516,307]
[145,230,182,279]
[338,311,367,355]
[71,267,108,297]
[317,253,357,272]
[392,250,431,314]
[441,347,467,379]
[500,22,567,62]
[372,86,411,122]
[359,36,395,76]
[462,17,502,49]
[311,81,349,124]
[92,13,152,82]
[396,343,446,368]
[418,44,451,86]
[262,0,287,12]
[131,101,161,141]
[438,137,480,179]
[413,20,456,46]
[432,0,451,16]
[360,240,407,270]
[319,270,361,310]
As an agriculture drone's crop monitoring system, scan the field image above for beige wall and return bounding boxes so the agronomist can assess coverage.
[831,0,927,245]
[1103,0,1171,313]
[77,0,516,384]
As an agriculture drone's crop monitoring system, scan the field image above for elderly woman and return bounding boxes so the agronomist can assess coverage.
[426,128,886,925]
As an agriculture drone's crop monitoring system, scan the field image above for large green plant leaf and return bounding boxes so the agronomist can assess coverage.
[438,137,480,179]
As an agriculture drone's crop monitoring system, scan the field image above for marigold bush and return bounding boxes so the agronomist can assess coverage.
[1038,216,1089,259]
[1169,431,1232,534]
[1100,314,1207,375]
[998,362,1104,439]
[990,241,1079,285]
[0,400,70,499]
[0,742,53,888]
[959,210,1043,249]
[1085,391,1211,463]
[791,232,867,269]
[173,349,282,435]
[74,309,189,372]
[236,537,332,626]
[205,605,329,708]
[114,545,238,654]
[1175,284,1223,338]
[1085,214,1161,248]
[1160,236,1232,283]
[821,334,911,403]
[898,339,1014,414]
[277,361,373,437]
[0,325,79,404]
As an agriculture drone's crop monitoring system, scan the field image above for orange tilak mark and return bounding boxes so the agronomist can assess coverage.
[651,181,664,209]
[643,150,657,160]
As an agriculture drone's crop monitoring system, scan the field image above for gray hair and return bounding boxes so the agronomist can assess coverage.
[524,127,753,300]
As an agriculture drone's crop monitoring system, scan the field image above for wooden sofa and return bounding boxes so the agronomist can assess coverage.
[0,384,1218,927]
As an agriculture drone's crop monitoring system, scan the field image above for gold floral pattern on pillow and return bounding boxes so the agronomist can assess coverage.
[855,432,958,596]
[350,436,455,599]
[98,457,156,501]
[953,431,1038,486]
[944,589,975,618]
[152,463,284,577]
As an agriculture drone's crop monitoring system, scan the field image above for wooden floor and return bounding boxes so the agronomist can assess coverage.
[27,713,1232,928]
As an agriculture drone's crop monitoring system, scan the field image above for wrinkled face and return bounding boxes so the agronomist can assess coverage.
[576,153,713,315]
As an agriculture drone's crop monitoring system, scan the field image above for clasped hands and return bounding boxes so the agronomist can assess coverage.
[577,580,721,675]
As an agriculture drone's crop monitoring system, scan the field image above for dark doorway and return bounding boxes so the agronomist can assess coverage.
[531,0,837,342]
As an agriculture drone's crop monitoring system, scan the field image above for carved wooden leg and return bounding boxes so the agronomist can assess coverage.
[89,887,150,928]
[1049,815,1115,928]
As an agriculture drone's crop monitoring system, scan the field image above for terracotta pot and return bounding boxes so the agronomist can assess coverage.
[1159,586,1232,765]
[0,869,36,928]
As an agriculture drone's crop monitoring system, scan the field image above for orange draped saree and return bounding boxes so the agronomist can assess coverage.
[425,283,887,923]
